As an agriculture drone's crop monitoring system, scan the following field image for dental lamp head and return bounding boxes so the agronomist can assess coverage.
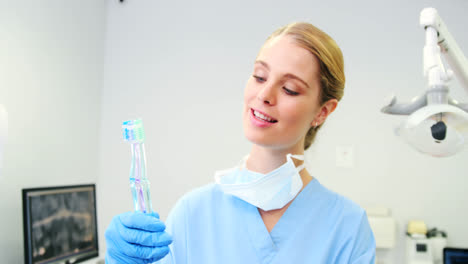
[395,104,468,157]
[381,8,468,157]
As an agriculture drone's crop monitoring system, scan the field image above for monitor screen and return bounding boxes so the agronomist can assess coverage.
[444,247,468,264]
[22,184,99,264]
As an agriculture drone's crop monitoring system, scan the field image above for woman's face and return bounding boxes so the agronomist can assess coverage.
[243,35,323,152]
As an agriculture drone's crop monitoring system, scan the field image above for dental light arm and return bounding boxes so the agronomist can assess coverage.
[381,8,468,157]
[381,94,427,115]
[420,8,468,92]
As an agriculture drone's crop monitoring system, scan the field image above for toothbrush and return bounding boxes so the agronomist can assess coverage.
[122,119,153,213]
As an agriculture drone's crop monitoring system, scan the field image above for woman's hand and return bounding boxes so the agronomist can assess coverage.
[105,211,173,264]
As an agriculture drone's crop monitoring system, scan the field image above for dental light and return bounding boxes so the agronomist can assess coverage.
[381,7,468,157]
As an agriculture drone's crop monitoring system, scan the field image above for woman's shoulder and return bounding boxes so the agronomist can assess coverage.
[310,180,376,262]
[179,183,222,202]
[313,179,367,220]
[170,183,225,213]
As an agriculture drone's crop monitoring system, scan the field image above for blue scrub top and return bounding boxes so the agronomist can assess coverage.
[158,178,375,264]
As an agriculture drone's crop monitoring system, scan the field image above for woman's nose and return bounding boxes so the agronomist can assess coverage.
[257,83,276,105]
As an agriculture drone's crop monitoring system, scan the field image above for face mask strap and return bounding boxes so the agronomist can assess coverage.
[243,153,305,171]
[287,153,305,160]
[296,163,306,172]
[240,154,250,170]
[287,153,306,172]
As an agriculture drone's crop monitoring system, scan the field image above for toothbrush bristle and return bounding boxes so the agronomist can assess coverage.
[122,119,145,142]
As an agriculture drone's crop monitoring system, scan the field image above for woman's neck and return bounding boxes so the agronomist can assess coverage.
[245,145,304,174]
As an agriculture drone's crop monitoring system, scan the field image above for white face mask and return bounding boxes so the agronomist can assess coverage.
[214,154,305,211]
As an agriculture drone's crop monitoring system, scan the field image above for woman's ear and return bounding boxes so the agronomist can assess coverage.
[312,99,338,126]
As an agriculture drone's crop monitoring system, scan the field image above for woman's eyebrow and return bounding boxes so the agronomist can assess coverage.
[254,60,270,70]
[255,60,310,89]
[283,73,310,89]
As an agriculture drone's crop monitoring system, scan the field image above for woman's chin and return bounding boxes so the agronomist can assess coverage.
[244,132,271,146]
[244,131,305,152]
[244,134,288,149]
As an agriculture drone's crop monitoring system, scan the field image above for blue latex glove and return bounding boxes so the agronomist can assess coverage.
[105,211,172,264]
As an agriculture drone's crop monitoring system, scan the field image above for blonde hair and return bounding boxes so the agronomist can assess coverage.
[265,22,345,150]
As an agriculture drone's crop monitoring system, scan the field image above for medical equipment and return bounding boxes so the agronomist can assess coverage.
[406,220,434,264]
[122,119,153,213]
[366,207,397,249]
[444,248,468,264]
[407,236,434,264]
[381,8,468,157]
[22,184,99,264]
[427,228,448,264]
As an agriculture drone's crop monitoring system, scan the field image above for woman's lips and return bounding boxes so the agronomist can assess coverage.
[250,108,277,127]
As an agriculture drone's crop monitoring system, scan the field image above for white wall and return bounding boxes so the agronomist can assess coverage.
[99,1,468,263]
[0,0,106,263]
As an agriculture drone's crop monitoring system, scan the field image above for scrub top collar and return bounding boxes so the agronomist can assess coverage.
[237,178,323,264]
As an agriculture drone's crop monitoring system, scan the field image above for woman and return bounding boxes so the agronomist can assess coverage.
[105,22,376,264]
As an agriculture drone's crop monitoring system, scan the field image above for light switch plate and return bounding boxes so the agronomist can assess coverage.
[336,145,354,168]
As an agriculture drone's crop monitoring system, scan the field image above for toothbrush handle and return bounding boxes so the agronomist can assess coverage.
[129,143,153,213]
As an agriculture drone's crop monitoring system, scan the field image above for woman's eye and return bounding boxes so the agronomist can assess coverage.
[253,75,266,83]
[283,87,299,96]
